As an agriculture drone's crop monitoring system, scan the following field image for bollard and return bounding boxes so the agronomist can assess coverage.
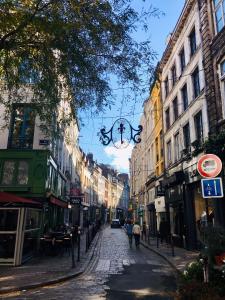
[200,255,209,283]
[157,233,159,248]
[70,233,75,268]
[77,228,81,262]
[171,235,175,257]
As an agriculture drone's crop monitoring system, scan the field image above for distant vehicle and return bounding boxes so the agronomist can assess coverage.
[111,219,121,228]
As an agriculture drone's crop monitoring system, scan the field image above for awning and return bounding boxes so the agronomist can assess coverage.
[0,192,41,205]
[50,196,68,208]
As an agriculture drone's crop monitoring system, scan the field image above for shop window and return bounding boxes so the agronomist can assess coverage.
[213,0,225,33]
[1,160,29,186]
[0,209,18,231]
[1,161,15,185]
[189,27,197,56]
[8,105,35,149]
[192,67,200,99]
[25,209,41,230]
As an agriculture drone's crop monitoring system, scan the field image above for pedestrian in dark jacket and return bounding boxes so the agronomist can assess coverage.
[159,217,169,244]
[126,219,133,248]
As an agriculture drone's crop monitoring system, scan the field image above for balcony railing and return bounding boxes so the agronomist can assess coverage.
[8,137,33,149]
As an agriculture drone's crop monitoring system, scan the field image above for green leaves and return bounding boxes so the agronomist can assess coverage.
[0,0,159,124]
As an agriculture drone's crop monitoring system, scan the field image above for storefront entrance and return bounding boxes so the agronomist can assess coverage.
[0,207,41,266]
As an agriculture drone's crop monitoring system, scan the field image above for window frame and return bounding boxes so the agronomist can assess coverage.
[179,47,186,73]
[173,97,179,122]
[183,122,191,149]
[171,64,177,87]
[192,66,200,99]
[189,27,197,57]
[174,132,180,162]
[213,0,225,33]
[194,111,203,142]
[8,104,35,150]
[164,77,169,98]
[181,84,188,111]
[166,140,172,166]
[165,107,170,130]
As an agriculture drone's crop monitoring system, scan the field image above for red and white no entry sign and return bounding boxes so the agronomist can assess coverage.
[197,154,222,178]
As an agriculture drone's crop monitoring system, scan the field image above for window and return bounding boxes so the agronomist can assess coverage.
[164,77,169,98]
[192,67,200,98]
[173,97,179,122]
[221,60,225,77]
[167,140,172,165]
[181,84,188,111]
[174,133,180,161]
[8,105,35,149]
[165,107,170,130]
[1,160,29,185]
[171,64,177,86]
[194,111,203,141]
[179,48,186,73]
[183,123,191,149]
[160,130,163,157]
[189,27,197,56]
[213,0,225,33]
[220,60,225,117]
[19,59,39,84]
[155,138,159,162]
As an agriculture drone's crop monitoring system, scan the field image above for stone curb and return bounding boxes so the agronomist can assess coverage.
[0,231,101,296]
[140,241,182,276]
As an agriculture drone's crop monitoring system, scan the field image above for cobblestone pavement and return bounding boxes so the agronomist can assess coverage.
[2,227,177,300]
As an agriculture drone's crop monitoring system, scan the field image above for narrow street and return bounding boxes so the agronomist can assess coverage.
[4,227,177,300]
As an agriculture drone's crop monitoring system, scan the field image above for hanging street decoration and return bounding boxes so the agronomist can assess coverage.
[99,118,143,149]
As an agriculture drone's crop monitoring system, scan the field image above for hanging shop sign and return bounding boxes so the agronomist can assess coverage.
[197,154,222,178]
[201,178,224,198]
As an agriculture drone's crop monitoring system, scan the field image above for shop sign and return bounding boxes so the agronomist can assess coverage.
[70,197,81,204]
[39,139,49,145]
[201,178,223,198]
[197,154,222,178]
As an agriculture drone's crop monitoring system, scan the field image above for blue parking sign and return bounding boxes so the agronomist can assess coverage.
[201,178,224,198]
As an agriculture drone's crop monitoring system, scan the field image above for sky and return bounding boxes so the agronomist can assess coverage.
[79,0,185,173]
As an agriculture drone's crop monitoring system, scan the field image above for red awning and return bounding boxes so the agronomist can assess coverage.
[0,192,41,205]
[50,196,68,208]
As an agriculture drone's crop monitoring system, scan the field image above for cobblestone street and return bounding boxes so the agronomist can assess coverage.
[2,227,177,300]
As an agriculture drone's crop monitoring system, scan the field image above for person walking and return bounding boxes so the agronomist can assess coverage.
[126,219,133,248]
[133,221,141,248]
[159,217,169,244]
[142,221,147,241]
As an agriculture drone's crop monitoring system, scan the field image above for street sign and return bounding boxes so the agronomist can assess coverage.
[197,154,222,178]
[201,178,224,198]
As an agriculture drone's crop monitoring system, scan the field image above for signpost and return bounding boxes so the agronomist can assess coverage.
[201,178,223,198]
[197,154,222,178]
